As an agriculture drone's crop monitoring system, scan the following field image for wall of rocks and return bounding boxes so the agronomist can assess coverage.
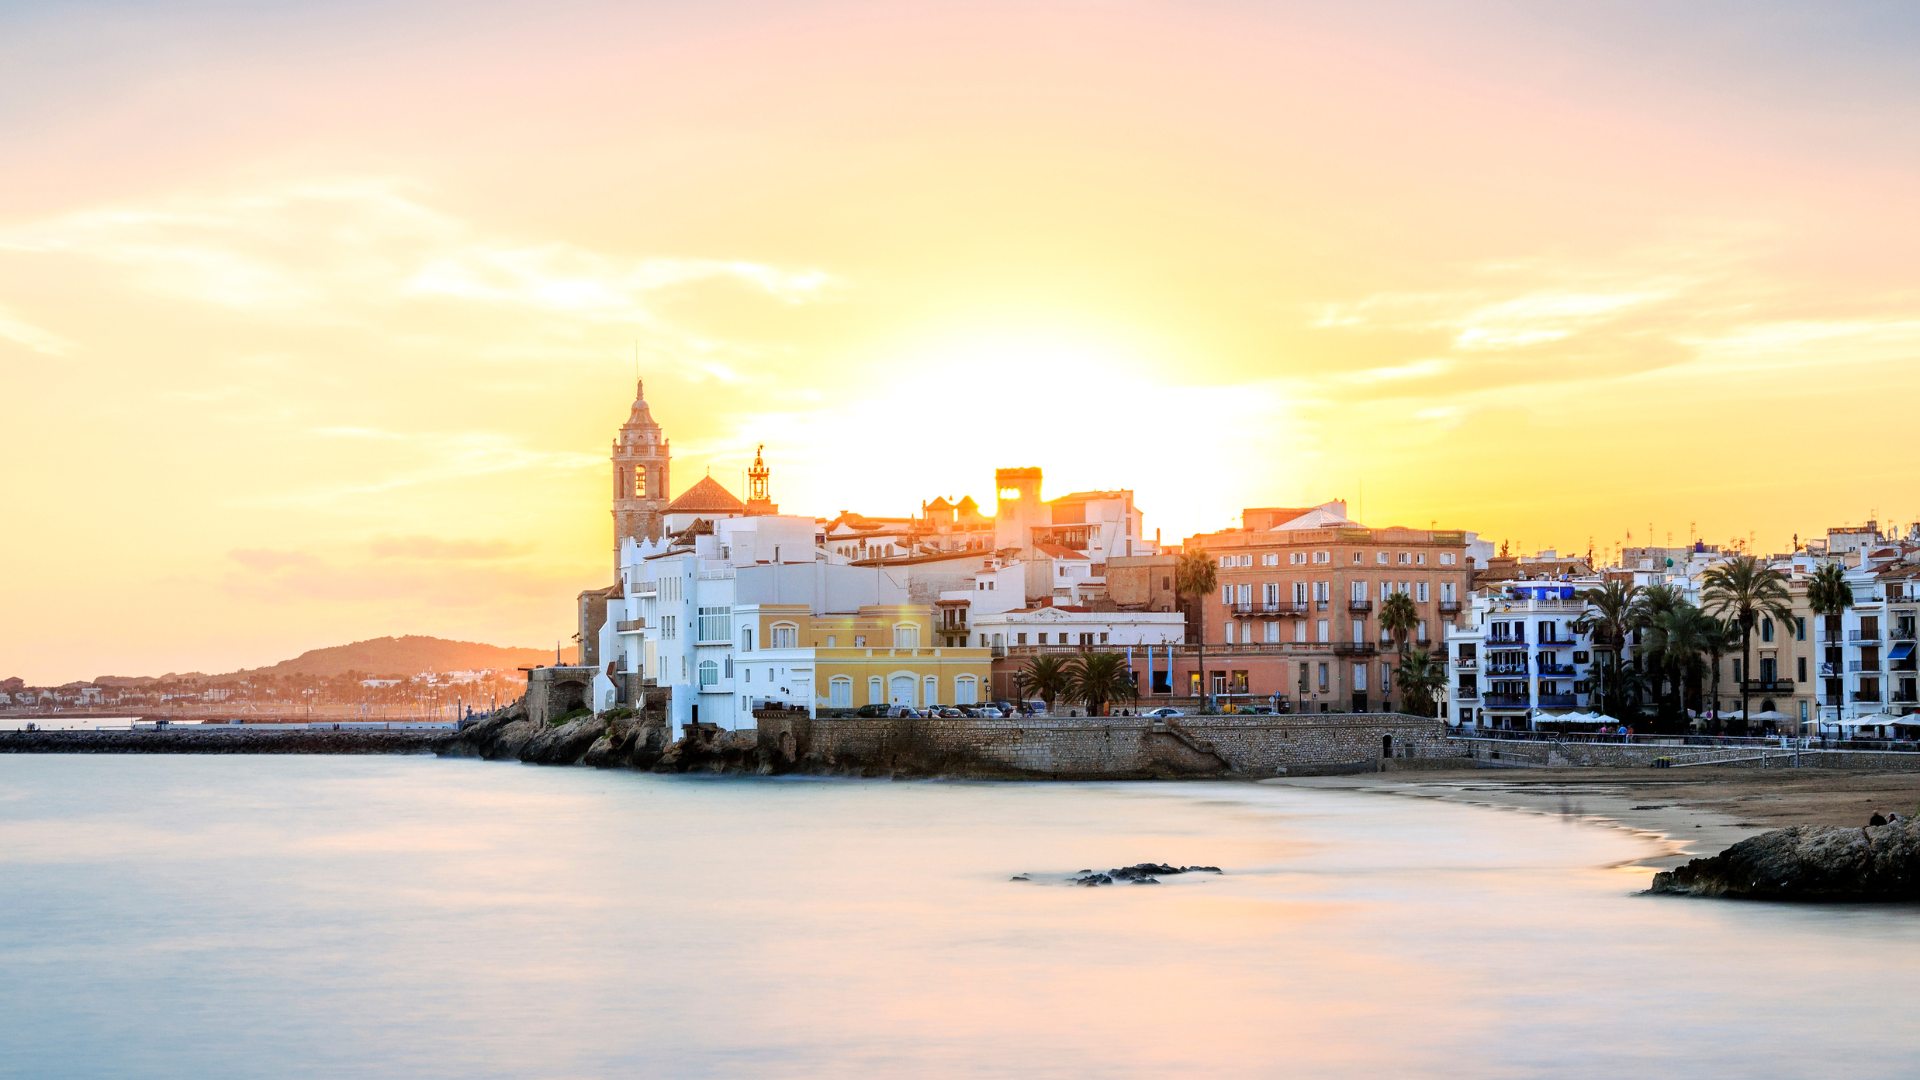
[756,713,1462,779]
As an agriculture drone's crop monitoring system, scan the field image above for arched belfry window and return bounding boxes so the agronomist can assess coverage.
[634,467,647,498]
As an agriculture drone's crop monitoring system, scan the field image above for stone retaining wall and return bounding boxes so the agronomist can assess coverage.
[1458,738,1920,771]
[756,713,1461,779]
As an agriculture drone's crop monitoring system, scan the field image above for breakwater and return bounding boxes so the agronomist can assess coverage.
[1,728,451,754]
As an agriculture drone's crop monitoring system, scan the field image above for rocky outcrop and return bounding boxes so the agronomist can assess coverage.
[1649,816,1920,900]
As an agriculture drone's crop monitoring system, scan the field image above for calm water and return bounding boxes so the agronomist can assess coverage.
[2,757,1916,1079]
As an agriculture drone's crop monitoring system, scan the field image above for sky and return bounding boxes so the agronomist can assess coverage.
[4,0,1919,683]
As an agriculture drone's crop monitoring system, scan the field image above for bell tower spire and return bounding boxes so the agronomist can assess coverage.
[611,377,671,573]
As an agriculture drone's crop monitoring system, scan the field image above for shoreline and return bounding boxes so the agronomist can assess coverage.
[1271,768,1920,870]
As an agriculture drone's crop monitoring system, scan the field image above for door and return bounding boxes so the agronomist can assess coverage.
[890,675,916,708]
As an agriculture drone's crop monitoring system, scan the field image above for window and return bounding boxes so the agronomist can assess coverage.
[744,668,751,682]
[1415,553,1426,566]
[698,607,732,642]
[771,624,799,649]
[1376,552,1389,565]
[1237,583,1252,605]
[1293,582,1308,603]
[1017,633,1028,645]
[1352,551,1363,564]
[1353,664,1367,691]
[1761,617,1774,643]
[1377,580,1390,601]
[1440,553,1457,566]
[830,678,853,708]
[1294,621,1307,643]
[1353,581,1369,602]
[1352,619,1365,642]
[854,635,866,647]
[1797,657,1807,683]
[1417,620,1427,642]
[1417,582,1429,602]
[1318,662,1330,691]
[723,656,733,677]
[1242,554,1254,567]
[697,660,718,687]
[1264,583,1280,605]
[893,624,920,649]
[1317,619,1329,642]
[1398,552,1411,565]
[660,615,677,640]
[1099,632,1108,644]
[1442,582,1456,602]
[1796,617,1806,641]
[1222,585,1233,604]
[1264,621,1280,644]
[1264,553,1279,566]
[1219,555,1231,568]
[1080,633,1095,646]
[868,676,883,704]
[740,628,753,652]
[1291,552,1307,565]
[825,636,836,648]
[1313,551,1331,564]
[1224,622,1235,644]
[1314,581,1330,602]
[954,676,977,705]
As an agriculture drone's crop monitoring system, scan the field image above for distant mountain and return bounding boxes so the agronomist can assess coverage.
[234,636,561,679]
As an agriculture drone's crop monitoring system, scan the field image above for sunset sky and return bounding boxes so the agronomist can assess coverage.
[5,0,1919,683]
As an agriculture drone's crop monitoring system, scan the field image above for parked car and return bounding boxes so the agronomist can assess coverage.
[890,706,925,718]
[1144,707,1182,718]
[935,707,965,718]
[1023,700,1048,714]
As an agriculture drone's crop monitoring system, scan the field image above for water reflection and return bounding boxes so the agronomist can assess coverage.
[0,757,1916,1079]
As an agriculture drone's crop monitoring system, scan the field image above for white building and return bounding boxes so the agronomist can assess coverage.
[1446,583,1602,731]
[971,606,1187,652]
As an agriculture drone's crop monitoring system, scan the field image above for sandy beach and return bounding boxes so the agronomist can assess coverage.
[1271,768,1920,870]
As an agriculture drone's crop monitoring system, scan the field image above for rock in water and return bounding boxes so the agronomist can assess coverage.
[1649,817,1920,900]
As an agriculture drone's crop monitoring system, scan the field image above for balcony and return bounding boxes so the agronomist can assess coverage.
[1893,693,1919,705]
[1348,599,1373,613]
[1229,602,1309,616]
[1332,641,1377,656]
[1741,679,1796,694]
[1484,664,1530,677]
[616,619,646,633]
[1851,660,1882,673]
[1481,693,1530,708]
[1538,663,1577,677]
[1892,627,1918,642]
[1438,600,1463,615]
[1538,693,1578,708]
[1854,690,1883,703]
[1453,658,1479,671]
[1488,636,1527,648]
[1454,687,1478,700]
[1851,629,1882,642]
[1538,637,1577,648]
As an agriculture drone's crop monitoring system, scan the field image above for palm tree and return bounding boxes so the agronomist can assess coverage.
[1174,548,1218,708]
[1806,562,1853,725]
[1393,648,1447,717]
[1574,580,1639,716]
[1699,615,1738,728]
[1648,604,1707,722]
[1631,584,1683,717]
[1378,591,1420,711]
[1702,555,1797,735]
[1024,655,1070,714]
[1065,652,1136,717]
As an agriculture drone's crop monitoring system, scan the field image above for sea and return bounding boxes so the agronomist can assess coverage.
[1,755,1916,1079]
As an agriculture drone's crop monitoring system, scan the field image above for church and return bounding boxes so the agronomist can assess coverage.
[577,379,773,672]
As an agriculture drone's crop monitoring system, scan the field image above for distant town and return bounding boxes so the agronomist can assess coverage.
[525,380,1920,744]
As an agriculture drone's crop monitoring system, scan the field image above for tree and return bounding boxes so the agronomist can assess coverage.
[1699,615,1738,728]
[1378,591,1420,711]
[1630,585,1684,716]
[1174,548,1219,706]
[1065,652,1137,717]
[1646,604,1707,723]
[1573,580,1640,717]
[1023,655,1070,713]
[1393,648,1447,717]
[1804,562,1853,733]
[1701,555,1797,735]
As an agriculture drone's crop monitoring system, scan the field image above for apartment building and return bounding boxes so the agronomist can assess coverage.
[1446,584,1600,731]
[1174,501,1475,712]
[1818,559,1920,732]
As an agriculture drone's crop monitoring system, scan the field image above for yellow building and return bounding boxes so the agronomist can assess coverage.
[733,604,991,714]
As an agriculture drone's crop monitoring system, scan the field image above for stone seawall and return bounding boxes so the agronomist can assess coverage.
[1,729,452,755]
[757,713,1463,779]
[1460,738,1920,771]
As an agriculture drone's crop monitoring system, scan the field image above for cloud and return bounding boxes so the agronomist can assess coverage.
[0,178,837,378]
[227,548,324,572]
[222,544,572,608]
[0,305,73,355]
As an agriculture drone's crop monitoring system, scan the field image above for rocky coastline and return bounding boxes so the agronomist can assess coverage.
[1649,815,1920,901]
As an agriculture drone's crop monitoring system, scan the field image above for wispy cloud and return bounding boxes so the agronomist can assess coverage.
[0,305,73,355]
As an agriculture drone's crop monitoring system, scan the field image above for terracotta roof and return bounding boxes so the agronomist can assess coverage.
[1035,543,1090,560]
[955,495,981,511]
[668,476,746,514]
[924,497,954,512]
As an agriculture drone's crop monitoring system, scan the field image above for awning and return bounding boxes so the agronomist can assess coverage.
[1889,643,1914,661]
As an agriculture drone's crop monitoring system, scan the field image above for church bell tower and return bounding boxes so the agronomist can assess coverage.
[612,378,671,574]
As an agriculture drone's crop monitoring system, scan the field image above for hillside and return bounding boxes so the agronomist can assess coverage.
[235,636,560,679]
